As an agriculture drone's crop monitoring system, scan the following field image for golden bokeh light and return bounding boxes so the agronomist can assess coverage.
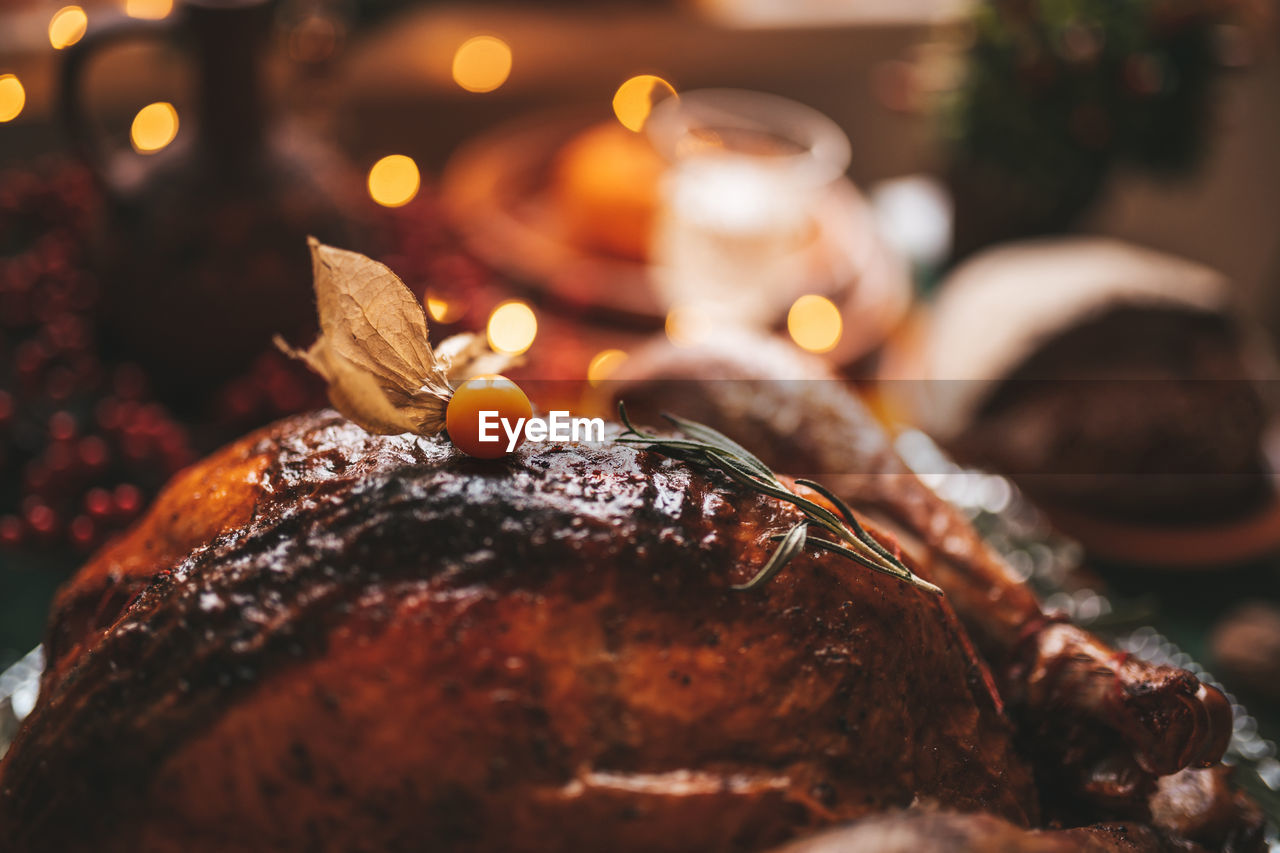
[0,75,25,123]
[49,6,88,50]
[787,294,842,354]
[664,304,715,348]
[487,301,537,355]
[587,349,628,387]
[125,0,172,19]
[367,154,420,208]
[451,36,512,94]
[612,74,677,132]
[426,292,465,324]
[130,102,179,154]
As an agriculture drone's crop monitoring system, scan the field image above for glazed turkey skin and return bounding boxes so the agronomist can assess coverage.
[0,410,1036,853]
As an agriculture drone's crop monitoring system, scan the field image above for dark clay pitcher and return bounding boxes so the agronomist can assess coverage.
[60,0,359,407]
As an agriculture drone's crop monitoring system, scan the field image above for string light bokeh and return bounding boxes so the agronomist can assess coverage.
[587,349,628,387]
[426,294,464,324]
[486,300,537,355]
[451,36,512,94]
[787,294,842,354]
[130,102,179,154]
[612,74,676,132]
[48,6,88,50]
[367,154,421,208]
[0,75,24,123]
[125,0,172,20]
[664,304,715,348]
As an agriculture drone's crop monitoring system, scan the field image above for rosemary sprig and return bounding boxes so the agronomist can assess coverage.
[615,403,943,595]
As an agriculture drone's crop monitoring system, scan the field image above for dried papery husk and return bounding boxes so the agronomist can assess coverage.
[436,333,523,384]
[277,238,512,436]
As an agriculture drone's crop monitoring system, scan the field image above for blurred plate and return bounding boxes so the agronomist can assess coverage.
[1037,493,1280,569]
[879,311,1280,569]
[441,110,911,366]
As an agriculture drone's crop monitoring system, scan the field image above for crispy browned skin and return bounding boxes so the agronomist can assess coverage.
[610,336,1234,818]
[1149,767,1265,853]
[0,412,1036,852]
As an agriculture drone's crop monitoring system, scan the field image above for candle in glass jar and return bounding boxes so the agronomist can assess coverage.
[647,90,850,338]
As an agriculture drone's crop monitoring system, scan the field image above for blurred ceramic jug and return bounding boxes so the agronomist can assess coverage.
[61,0,360,407]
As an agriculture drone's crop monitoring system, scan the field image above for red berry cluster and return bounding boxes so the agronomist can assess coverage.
[0,163,195,554]
[0,164,497,559]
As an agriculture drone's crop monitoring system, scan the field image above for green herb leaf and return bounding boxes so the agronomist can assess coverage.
[794,477,901,567]
[734,522,808,591]
[616,402,943,596]
[661,413,776,481]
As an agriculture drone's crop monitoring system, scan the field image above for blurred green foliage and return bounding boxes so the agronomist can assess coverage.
[945,0,1236,233]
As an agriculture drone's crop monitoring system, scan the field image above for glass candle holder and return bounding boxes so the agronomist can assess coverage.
[646,89,852,338]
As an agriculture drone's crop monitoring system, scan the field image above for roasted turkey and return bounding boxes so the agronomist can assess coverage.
[0,344,1256,850]
[1,411,1036,851]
